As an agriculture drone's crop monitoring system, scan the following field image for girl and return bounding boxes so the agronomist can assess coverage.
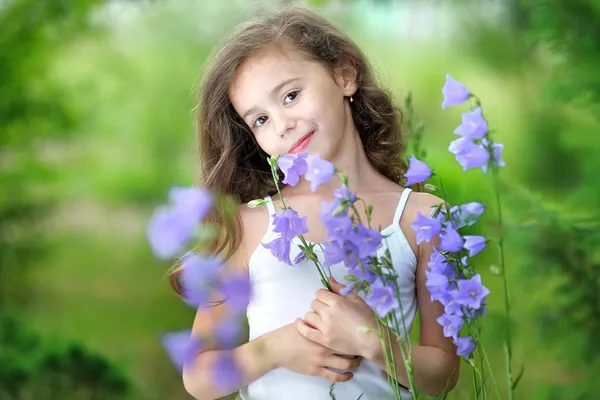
[173,4,459,399]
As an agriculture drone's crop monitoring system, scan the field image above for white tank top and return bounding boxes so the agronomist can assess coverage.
[239,189,417,400]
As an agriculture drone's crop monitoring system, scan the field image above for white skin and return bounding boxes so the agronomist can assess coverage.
[182,45,459,400]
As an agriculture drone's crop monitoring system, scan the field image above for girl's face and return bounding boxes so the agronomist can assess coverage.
[229,46,357,160]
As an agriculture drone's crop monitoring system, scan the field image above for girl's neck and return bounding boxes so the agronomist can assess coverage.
[282,127,386,198]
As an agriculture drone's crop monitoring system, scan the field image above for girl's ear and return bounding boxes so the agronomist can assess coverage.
[334,61,358,97]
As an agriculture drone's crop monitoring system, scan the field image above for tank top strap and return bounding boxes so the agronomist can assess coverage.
[262,195,276,240]
[392,188,412,226]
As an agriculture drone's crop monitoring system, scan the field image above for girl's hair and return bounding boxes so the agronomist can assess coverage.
[169,4,408,294]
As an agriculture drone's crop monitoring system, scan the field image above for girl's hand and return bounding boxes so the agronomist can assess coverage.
[267,320,362,382]
[296,277,380,358]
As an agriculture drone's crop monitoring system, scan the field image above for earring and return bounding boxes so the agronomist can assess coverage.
[350,96,354,103]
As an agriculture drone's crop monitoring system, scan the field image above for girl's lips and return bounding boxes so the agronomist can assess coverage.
[289,132,314,154]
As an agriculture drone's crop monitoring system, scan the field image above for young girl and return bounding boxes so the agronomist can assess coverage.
[174,4,459,399]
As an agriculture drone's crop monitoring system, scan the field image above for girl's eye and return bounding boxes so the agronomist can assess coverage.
[253,115,268,128]
[284,90,299,104]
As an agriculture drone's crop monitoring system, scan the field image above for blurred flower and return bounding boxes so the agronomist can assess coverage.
[323,215,353,242]
[436,313,464,339]
[348,225,382,258]
[323,241,347,267]
[366,280,399,317]
[463,236,487,257]
[454,202,485,228]
[278,153,308,186]
[449,138,490,171]
[404,155,432,185]
[220,271,252,314]
[305,154,335,191]
[334,184,357,203]
[348,263,377,285]
[272,209,308,241]
[439,226,464,252]
[454,336,475,358]
[455,274,490,310]
[454,107,488,139]
[442,74,470,109]
[181,254,222,308]
[410,211,442,244]
[212,353,242,390]
[147,187,212,260]
[162,330,203,372]
[320,198,347,220]
[262,236,292,265]
[214,318,243,348]
[293,251,308,265]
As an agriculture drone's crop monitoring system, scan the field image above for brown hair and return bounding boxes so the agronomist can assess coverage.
[169,4,408,294]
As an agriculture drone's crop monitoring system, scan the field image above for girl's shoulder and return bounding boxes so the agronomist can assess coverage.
[234,201,271,267]
[404,191,445,218]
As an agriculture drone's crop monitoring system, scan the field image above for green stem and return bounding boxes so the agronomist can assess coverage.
[480,345,502,399]
[491,168,513,400]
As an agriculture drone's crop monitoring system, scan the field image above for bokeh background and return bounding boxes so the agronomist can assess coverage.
[2,0,600,399]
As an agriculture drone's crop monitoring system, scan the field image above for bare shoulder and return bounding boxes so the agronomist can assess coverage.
[230,201,270,268]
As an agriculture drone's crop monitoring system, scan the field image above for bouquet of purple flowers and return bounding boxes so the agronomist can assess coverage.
[147,74,516,399]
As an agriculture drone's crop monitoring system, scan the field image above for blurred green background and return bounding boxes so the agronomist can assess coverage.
[2,0,599,399]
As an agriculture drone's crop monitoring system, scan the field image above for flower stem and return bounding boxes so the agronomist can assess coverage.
[491,168,513,400]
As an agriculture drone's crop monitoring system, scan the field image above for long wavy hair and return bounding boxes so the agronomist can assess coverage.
[169,4,408,294]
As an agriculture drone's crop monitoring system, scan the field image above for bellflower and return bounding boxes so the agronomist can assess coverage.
[454,336,476,358]
[428,249,456,278]
[454,202,485,228]
[437,313,464,339]
[213,353,242,390]
[463,235,487,257]
[442,74,470,109]
[305,154,335,191]
[161,330,203,372]
[439,226,464,252]
[454,107,488,139]
[323,241,347,267]
[262,236,292,265]
[180,254,222,308]
[334,184,357,204]
[320,198,347,220]
[366,280,399,317]
[272,209,309,241]
[348,225,382,259]
[323,215,354,242]
[455,274,490,310]
[449,138,490,171]
[277,153,308,186]
[147,187,212,260]
[220,272,252,314]
[425,270,449,301]
[348,263,377,285]
[410,211,442,244]
[404,155,432,185]
[214,318,243,347]
[438,290,463,316]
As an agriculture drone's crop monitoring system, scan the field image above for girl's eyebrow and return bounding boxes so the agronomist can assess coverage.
[241,77,301,120]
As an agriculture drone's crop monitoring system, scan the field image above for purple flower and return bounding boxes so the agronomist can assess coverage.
[293,251,308,265]
[181,254,223,308]
[147,207,194,259]
[455,274,490,310]
[442,74,470,109]
[348,263,377,285]
[463,235,487,257]
[449,138,490,171]
[454,336,476,358]
[272,209,308,241]
[439,290,463,315]
[168,187,212,222]
[278,153,308,186]
[437,313,464,339]
[323,241,347,267]
[366,280,399,317]
[454,202,485,228]
[334,184,357,204]
[428,249,456,279]
[492,143,505,167]
[320,198,347,220]
[161,330,203,372]
[220,272,252,314]
[454,107,488,139]
[440,226,464,252]
[262,236,292,265]
[425,270,449,301]
[305,155,335,191]
[147,187,212,260]
[323,215,353,242]
[348,225,382,258]
[410,211,442,244]
[212,353,242,390]
[214,318,243,347]
[404,155,432,185]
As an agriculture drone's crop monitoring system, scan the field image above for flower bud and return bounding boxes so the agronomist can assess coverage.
[424,183,438,193]
[490,265,502,276]
[247,199,266,208]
